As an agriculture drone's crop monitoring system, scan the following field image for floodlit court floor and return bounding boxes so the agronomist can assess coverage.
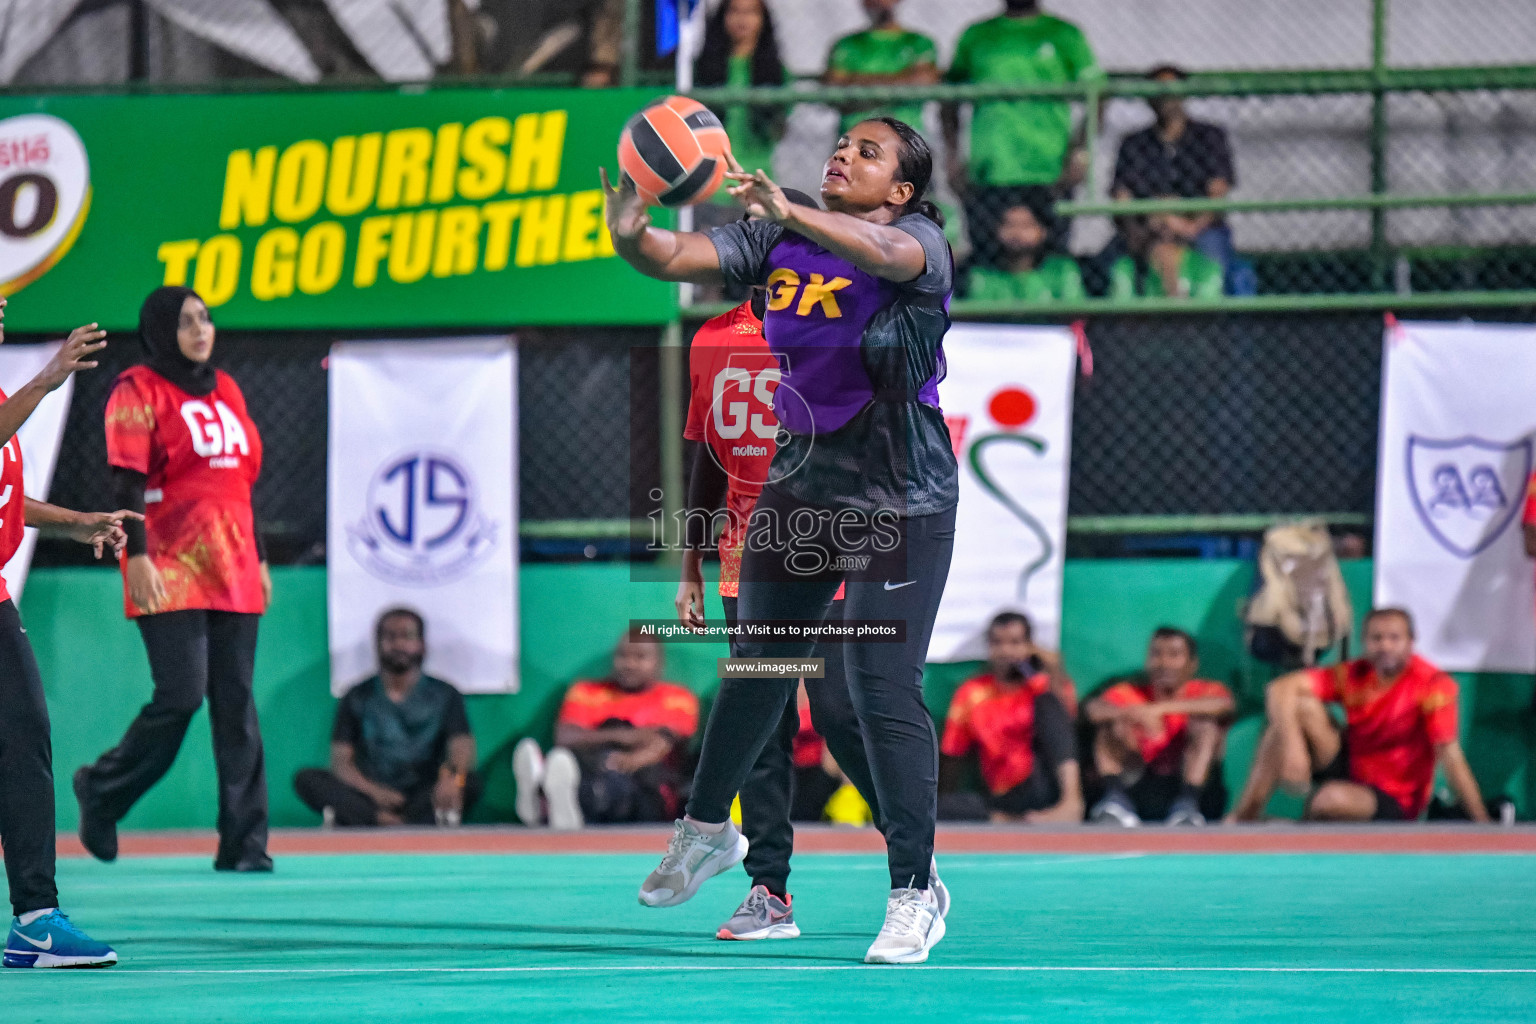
[5,828,1536,1023]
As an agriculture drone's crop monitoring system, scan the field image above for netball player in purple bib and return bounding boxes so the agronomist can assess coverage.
[602,116,957,964]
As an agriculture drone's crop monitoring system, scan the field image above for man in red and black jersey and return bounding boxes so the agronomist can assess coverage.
[1085,627,1234,827]
[1231,607,1488,822]
[937,612,1082,823]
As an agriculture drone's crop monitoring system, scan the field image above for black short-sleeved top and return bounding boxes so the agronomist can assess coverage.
[333,675,471,793]
[1112,120,1235,199]
[707,212,958,516]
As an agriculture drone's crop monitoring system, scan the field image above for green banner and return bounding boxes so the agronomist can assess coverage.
[0,87,675,332]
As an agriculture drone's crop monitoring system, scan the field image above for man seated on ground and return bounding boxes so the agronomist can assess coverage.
[513,629,698,829]
[938,611,1083,823]
[1107,200,1224,300]
[1230,608,1488,823]
[966,196,1085,302]
[1085,627,1234,827]
[294,608,479,827]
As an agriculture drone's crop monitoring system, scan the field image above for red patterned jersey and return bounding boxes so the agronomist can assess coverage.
[556,679,699,740]
[0,389,25,604]
[1308,655,1458,818]
[105,366,264,617]
[684,302,778,598]
[940,671,1055,795]
[1098,678,1233,773]
[792,694,824,769]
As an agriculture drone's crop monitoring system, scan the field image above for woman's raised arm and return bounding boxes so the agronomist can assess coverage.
[601,168,726,285]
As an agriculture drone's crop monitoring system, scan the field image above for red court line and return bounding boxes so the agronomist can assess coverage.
[52,825,1536,859]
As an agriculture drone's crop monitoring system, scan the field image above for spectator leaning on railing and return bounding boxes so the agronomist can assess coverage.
[1107,196,1225,300]
[966,195,1084,301]
[1111,65,1236,277]
[823,0,940,134]
[943,0,1102,266]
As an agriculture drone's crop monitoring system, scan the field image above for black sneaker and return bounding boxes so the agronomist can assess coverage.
[214,853,274,873]
[72,768,117,863]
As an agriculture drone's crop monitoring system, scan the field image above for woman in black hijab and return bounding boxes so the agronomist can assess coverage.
[75,286,273,872]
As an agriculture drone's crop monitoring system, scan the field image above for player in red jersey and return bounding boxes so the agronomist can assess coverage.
[1085,627,1234,826]
[0,297,142,968]
[1231,607,1488,822]
[937,612,1082,823]
[75,286,275,872]
[672,194,936,940]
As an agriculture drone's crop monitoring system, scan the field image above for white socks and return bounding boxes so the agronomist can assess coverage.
[684,816,726,835]
[18,908,55,925]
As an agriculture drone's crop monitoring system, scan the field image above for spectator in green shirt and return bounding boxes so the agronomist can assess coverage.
[695,0,788,202]
[1108,204,1225,300]
[823,0,940,134]
[943,0,1102,266]
[967,197,1085,302]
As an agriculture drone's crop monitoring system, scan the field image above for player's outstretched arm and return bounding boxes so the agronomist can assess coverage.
[23,498,142,559]
[0,321,108,450]
[601,167,725,284]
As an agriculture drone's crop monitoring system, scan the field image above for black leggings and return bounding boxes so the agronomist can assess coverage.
[0,600,57,915]
[688,486,955,890]
[724,595,881,897]
[80,610,268,864]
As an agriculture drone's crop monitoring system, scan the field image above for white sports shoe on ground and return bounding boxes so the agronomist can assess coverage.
[638,819,748,908]
[543,748,584,831]
[865,887,946,965]
[511,738,546,827]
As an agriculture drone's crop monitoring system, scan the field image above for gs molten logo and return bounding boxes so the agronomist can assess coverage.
[347,450,497,586]
[0,115,90,296]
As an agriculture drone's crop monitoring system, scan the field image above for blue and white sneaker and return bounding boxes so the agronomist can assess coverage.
[4,910,118,968]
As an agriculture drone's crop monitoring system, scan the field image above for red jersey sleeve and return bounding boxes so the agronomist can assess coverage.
[1183,680,1233,702]
[684,335,709,442]
[651,684,700,739]
[940,681,983,757]
[1308,664,1344,702]
[556,682,608,730]
[1099,682,1144,707]
[104,374,154,474]
[1524,471,1536,526]
[1421,673,1460,746]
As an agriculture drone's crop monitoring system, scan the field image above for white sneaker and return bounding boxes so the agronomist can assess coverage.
[865,887,946,964]
[929,856,950,919]
[321,806,336,830]
[543,748,584,831]
[512,738,546,827]
[638,819,749,908]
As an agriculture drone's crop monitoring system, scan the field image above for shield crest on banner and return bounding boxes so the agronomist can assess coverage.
[1406,435,1533,558]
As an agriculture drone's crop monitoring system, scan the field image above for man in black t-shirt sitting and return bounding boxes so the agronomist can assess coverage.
[294,608,480,827]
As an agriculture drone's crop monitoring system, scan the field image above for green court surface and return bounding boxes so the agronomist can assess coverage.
[4,852,1534,1023]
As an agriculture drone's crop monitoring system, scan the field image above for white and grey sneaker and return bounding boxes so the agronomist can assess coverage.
[929,856,950,919]
[543,748,584,831]
[512,738,546,827]
[638,819,749,908]
[865,887,946,965]
[1164,794,1206,827]
[716,885,800,940]
[1090,790,1142,828]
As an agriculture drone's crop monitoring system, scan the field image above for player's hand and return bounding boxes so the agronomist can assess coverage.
[259,560,273,611]
[600,166,652,241]
[726,165,791,223]
[675,550,706,631]
[71,509,143,558]
[126,554,168,614]
[36,324,107,392]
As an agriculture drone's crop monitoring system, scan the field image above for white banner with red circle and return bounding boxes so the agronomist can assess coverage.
[929,324,1078,661]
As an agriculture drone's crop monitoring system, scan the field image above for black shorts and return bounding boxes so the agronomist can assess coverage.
[1312,745,1410,821]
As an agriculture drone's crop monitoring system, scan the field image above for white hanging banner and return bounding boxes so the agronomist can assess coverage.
[0,342,73,603]
[1375,319,1536,673]
[929,323,1077,660]
[327,337,518,694]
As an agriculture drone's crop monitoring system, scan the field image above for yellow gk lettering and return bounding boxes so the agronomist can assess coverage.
[796,274,851,318]
[765,268,799,311]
